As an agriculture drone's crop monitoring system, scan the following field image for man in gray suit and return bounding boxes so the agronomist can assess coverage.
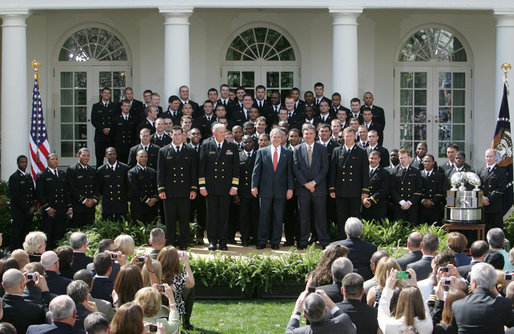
[293,124,330,249]
[252,128,294,250]
[406,233,439,280]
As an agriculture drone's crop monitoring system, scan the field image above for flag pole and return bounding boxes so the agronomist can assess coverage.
[502,62,511,91]
[31,60,41,167]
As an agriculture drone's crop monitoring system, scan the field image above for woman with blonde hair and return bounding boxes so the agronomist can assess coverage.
[141,259,163,287]
[367,256,402,307]
[134,285,180,334]
[114,234,135,258]
[378,268,433,334]
[111,302,165,334]
[23,231,47,262]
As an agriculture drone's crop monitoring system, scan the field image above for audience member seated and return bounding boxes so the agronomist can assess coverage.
[56,245,75,279]
[23,231,47,263]
[397,232,423,270]
[112,264,143,308]
[114,234,135,259]
[495,269,508,296]
[407,233,439,281]
[134,286,180,333]
[70,232,94,274]
[110,302,166,334]
[22,262,54,309]
[1,268,46,333]
[86,239,125,281]
[148,228,166,260]
[457,240,488,280]
[305,245,349,288]
[377,268,433,334]
[0,258,21,297]
[0,323,16,334]
[431,289,466,334]
[91,252,114,304]
[329,217,377,280]
[487,228,514,271]
[67,280,96,330]
[452,263,512,333]
[73,269,115,322]
[418,251,458,302]
[286,290,356,334]
[446,232,470,267]
[84,312,110,334]
[11,249,30,270]
[336,273,379,334]
[41,250,72,295]
[142,259,163,287]
[157,247,195,324]
[367,257,402,307]
[364,250,389,294]
[26,295,85,334]
[316,257,353,303]
[484,250,505,270]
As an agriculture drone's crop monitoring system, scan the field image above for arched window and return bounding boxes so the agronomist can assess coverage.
[226,27,296,61]
[398,28,467,62]
[58,27,128,62]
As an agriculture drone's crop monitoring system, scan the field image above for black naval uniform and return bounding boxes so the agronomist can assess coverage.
[237,150,259,245]
[127,165,159,224]
[361,165,390,222]
[192,115,216,140]
[366,145,390,168]
[127,143,160,170]
[36,168,72,249]
[329,145,370,239]
[188,143,206,243]
[151,133,172,148]
[8,169,36,250]
[112,113,138,164]
[419,169,445,224]
[157,143,198,249]
[66,163,99,228]
[198,139,240,249]
[97,161,129,222]
[391,165,423,225]
[478,164,507,230]
[91,101,115,168]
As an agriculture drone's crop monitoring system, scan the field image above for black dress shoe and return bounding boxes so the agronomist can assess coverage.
[256,244,265,250]
[241,241,249,247]
[283,241,295,247]
[219,245,228,251]
[271,244,279,250]
[228,239,237,244]
[183,323,194,330]
[308,238,318,245]
[297,244,307,250]
[208,243,216,251]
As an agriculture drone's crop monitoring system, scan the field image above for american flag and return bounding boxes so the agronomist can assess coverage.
[29,76,51,182]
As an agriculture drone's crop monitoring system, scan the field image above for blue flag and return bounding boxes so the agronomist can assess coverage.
[492,83,513,215]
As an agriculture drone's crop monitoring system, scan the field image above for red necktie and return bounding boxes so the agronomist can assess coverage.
[273,149,278,172]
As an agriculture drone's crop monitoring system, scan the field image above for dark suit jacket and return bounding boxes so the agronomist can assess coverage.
[329,238,377,281]
[91,101,115,143]
[457,260,482,280]
[36,168,72,215]
[91,276,114,304]
[8,169,36,217]
[286,308,356,334]
[479,164,507,214]
[406,256,433,280]
[66,163,99,214]
[362,166,390,221]
[2,293,46,334]
[157,144,198,197]
[329,145,370,198]
[452,287,512,334]
[198,139,240,195]
[335,299,379,334]
[238,150,256,198]
[397,250,423,270]
[46,270,72,295]
[127,143,160,170]
[252,145,294,198]
[361,104,386,129]
[71,252,93,273]
[27,321,86,334]
[366,145,390,168]
[316,282,343,303]
[293,142,329,197]
[97,162,130,215]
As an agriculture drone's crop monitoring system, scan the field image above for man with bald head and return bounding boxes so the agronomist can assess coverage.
[396,232,423,270]
[479,148,507,230]
[27,295,83,334]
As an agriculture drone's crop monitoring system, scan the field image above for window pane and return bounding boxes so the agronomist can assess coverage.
[401,90,413,106]
[400,124,413,140]
[226,48,242,61]
[113,89,121,102]
[61,107,73,122]
[75,124,87,140]
[61,142,74,157]
[75,107,87,122]
[61,72,73,88]
[242,72,254,87]
[281,72,294,88]
[453,90,465,106]
[113,72,125,87]
[439,72,451,88]
[74,72,87,88]
[230,36,246,52]
[266,72,279,87]
[439,125,451,141]
[254,28,267,43]
[438,142,447,158]
[240,29,255,46]
[400,107,413,123]
[453,125,465,140]
[99,72,111,87]
[227,71,240,87]
[439,108,451,123]
[453,107,465,123]
[75,89,87,105]
[279,48,295,61]
[400,72,413,88]
[414,107,427,123]
[414,72,427,88]
[439,90,451,106]
[414,90,427,105]
[61,124,73,140]
[453,73,465,88]
[414,124,427,140]
[61,90,73,106]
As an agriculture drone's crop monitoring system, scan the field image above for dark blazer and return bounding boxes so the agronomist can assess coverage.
[396,250,423,270]
[97,162,130,215]
[479,164,507,214]
[2,293,46,334]
[411,156,425,170]
[127,143,160,170]
[293,142,329,197]
[91,101,115,143]
[335,299,379,334]
[150,132,172,148]
[66,163,99,214]
[252,145,294,198]
[179,99,200,116]
[8,169,36,217]
[127,165,158,209]
[318,139,340,162]
[238,150,256,198]
[159,109,182,126]
[329,237,377,281]
[157,144,198,197]
[406,255,434,280]
[192,114,216,139]
[71,252,93,273]
[36,168,72,215]
[27,321,86,334]
[198,139,240,195]
[316,282,343,303]
[45,270,72,295]
[361,104,386,129]
[361,166,390,221]
[366,145,390,168]
[452,287,512,334]
[286,308,356,334]
[112,113,139,156]
[329,145,370,198]
[136,118,156,135]
[390,165,423,204]
[91,276,114,304]
[457,260,482,280]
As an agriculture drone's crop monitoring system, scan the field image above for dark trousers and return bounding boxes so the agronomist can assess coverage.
[10,213,33,250]
[72,211,95,229]
[101,213,126,223]
[42,214,66,249]
[284,196,299,244]
[419,205,443,225]
[484,212,503,231]
[362,203,387,222]
[335,197,361,239]
[182,287,195,325]
[258,196,286,246]
[228,198,239,242]
[395,204,419,225]
[190,196,206,240]
[297,195,329,247]
[131,202,158,224]
[163,197,191,248]
[206,195,230,246]
[95,141,109,168]
[239,197,259,243]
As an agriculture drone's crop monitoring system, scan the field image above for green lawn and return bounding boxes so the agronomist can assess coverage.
[186,299,298,334]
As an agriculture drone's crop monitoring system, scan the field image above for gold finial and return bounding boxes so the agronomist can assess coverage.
[502,62,511,81]
[31,60,41,80]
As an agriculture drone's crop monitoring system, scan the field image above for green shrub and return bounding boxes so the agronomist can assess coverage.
[504,211,514,245]
[361,218,412,247]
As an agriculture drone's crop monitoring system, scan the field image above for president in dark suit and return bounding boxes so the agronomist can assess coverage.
[293,124,330,249]
[479,148,508,229]
[252,128,294,250]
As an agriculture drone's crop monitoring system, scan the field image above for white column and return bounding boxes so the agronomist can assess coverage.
[330,8,362,103]
[495,11,514,114]
[1,10,30,179]
[160,7,193,97]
